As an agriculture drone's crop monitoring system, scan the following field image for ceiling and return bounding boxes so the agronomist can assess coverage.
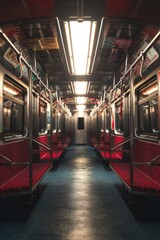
[0,0,160,113]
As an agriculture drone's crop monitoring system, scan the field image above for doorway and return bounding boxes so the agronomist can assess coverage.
[75,112,88,144]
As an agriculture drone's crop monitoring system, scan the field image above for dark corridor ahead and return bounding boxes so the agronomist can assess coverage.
[0,145,160,240]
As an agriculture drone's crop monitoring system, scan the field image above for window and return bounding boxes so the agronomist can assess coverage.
[91,114,97,137]
[78,117,84,130]
[39,100,47,134]
[100,111,105,132]
[105,108,110,132]
[3,79,25,136]
[136,80,158,137]
[125,95,130,137]
[57,112,62,132]
[150,100,158,133]
[115,99,124,134]
[52,107,56,132]
[138,98,158,135]
[32,94,37,135]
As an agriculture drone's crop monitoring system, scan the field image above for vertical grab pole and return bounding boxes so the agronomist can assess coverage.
[28,68,33,190]
[157,71,160,143]
[46,73,52,159]
[108,91,112,161]
[109,73,115,161]
[49,89,53,160]
[129,68,134,189]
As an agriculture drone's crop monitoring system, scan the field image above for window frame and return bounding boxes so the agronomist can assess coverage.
[38,98,48,135]
[114,98,124,135]
[135,78,158,140]
[3,76,27,140]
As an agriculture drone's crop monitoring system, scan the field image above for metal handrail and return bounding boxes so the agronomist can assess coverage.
[133,162,152,166]
[111,137,130,151]
[151,154,160,163]
[0,154,29,166]
[110,30,160,91]
[0,154,11,163]
[0,29,50,92]
[32,138,51,151]
[133,155,160,166]
[0,162,29,166]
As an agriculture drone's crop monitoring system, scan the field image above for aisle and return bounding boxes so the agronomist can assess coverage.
[0,145,160,240]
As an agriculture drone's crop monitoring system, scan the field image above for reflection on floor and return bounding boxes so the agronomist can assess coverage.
[0,144,160,240]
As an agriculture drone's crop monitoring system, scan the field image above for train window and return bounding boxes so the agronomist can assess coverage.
[38,100,47,134]
[105,108,110,132]
[55,110,58,132]
[52,107,56,132]
[100,111,105,132]
[3,80,25,137]
[137,81,158,137]
[150,100,158,132]
[111,106,114,130]
[115,99,124,134]
[78,117,84,130]
[58,112,62,132]
[91,113,97,137]
[32,94,38,136]
[125,95,130,137]
[138,98,158,135]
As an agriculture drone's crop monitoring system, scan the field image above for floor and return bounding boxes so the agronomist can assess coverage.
[0,145,160,240]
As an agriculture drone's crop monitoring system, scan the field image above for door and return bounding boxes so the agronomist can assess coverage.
[75,113,88,144]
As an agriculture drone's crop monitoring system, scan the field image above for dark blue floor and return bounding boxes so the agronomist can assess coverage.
[1,145,160,240]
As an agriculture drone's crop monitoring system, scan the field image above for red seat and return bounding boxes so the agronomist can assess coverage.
[110,139,160,194]
[0,139,52,196]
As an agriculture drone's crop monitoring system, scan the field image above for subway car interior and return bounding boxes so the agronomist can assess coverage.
[1,0,160,239]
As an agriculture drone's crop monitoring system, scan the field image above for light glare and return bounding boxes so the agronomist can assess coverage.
[76,105,86,112]
[74,81,88,94]
[76,97,87,104]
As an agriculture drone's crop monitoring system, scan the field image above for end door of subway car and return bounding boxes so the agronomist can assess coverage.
[74,112,88,144]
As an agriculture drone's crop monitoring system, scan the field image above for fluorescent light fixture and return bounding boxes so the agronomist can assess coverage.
[64,20,96,75]
[73,81,88,94]
[64,22,75,74]
[142,85,158,95]
[76,97,87,104]
[87,21,96,73]
[76,105,86,112]
[4,84,19,95]
[74,81,90,107]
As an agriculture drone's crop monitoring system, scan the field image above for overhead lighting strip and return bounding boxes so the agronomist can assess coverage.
[64,20,96,75]
[73,81,88,94]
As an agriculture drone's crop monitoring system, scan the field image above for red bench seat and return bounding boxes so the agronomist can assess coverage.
[110,162,160,194]
[0,139,52,196]
[99,134,124,160]
[110,139,160,194]
[0,163,51,195]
